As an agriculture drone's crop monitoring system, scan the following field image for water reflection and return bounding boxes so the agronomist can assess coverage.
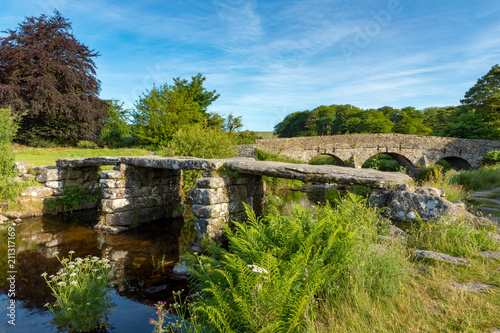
[0,210,194,332]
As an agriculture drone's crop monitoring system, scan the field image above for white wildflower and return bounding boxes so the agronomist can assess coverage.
[68,250,75,254]
[247,264,269,274]
[41,272,48,277]
[58,282,66,287]
[69,273,77,277]
[70,281,78,286]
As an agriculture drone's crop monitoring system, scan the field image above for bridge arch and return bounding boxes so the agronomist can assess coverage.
[360,152,416,174]
[309,153,345,166]
[435,156,472,170]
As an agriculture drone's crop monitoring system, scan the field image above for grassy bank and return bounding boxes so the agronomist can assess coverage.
[14,146,151,166]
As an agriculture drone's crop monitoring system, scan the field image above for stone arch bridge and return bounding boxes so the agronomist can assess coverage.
[255,134,500,172]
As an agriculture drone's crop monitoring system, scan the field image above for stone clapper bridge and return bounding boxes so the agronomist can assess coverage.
[42,155,411,241]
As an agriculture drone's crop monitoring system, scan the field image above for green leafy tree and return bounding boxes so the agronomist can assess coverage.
[305,105,336,135]
[461,64,500,122]
[440,109,498,139]
[423,106,455,135]
[223,113,243,133]
[330,104,364,134]
[0,11,107,145]
[357,109,394,133]
[132,74,218,147]
[100,99,131,147]
[393,107,431,135]
[172,73,220,115]
[378,106,402,124]
[274,111,311,137]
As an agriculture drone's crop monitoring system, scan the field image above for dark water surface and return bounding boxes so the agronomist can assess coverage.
[0,210,194,332]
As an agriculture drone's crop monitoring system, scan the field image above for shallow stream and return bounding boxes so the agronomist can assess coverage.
[0,210,193,332]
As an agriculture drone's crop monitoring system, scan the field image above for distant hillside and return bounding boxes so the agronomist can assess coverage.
[255,132,276,139]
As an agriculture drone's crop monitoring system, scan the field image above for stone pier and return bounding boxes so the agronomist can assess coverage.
[189,174,265,242]
[96,163,184,233]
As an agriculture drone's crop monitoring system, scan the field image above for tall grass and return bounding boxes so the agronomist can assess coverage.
[418,166,468,202]
[407,216,499,258]
[449,164,500,192]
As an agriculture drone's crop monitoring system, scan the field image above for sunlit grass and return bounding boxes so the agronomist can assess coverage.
[14,146,151,166]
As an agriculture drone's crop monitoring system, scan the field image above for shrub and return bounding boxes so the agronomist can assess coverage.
[158,124,237,159]
[46,187,98,213]
[76,140,97,149]
[362,154,400,171]
[480,150,500,166]
[157,125,238,197]
[42,251,115,332]
[255,148,302,164]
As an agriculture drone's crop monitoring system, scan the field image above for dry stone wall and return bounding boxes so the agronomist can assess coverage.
[18,165,100,212]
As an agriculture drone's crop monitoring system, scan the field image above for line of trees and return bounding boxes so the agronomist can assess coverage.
[274,65,500,140]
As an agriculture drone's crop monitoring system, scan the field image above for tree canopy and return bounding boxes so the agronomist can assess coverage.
[461,64,500,123]
[0,11,107,145]
[132,74,219,146]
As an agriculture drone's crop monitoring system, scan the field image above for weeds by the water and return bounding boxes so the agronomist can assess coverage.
[42,251,116,332]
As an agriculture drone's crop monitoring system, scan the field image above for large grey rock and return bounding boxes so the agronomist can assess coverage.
[224,160,411,188]
[192,203,229,218]
[449,282,494,293]
[15,161,34,174]
[371,185,482,224]
[19,186,54,198]
[193,177,227,188]
[36,168,65,182]
[413,250,470,265]
[478,251,500,259]
[189,188,229,205]
[56,156,228,170]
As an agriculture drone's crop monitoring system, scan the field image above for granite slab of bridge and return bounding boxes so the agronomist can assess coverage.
[50,156,411,240]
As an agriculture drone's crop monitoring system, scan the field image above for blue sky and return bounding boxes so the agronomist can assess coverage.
[2,0,500,131]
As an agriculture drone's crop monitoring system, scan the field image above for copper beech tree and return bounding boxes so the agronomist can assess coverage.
[0,11,107,145]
